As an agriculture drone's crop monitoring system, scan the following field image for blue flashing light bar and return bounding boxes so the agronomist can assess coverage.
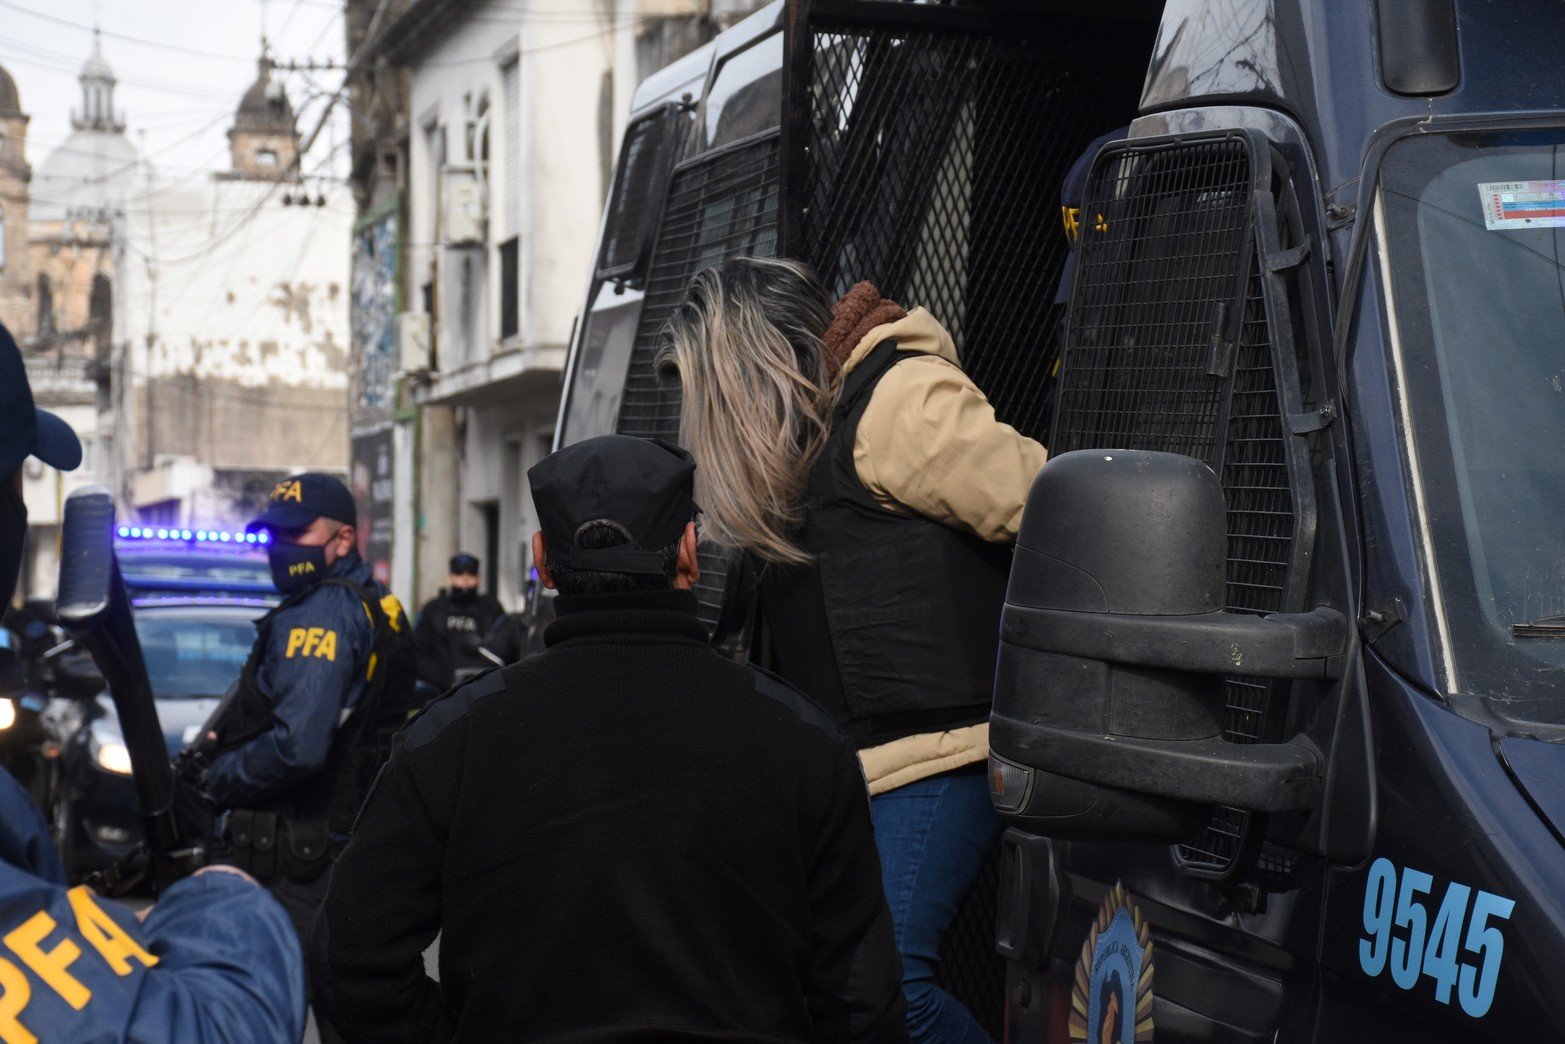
[116,526,270,546]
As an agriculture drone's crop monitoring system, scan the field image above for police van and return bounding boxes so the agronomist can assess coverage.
[557,1,1565,1037]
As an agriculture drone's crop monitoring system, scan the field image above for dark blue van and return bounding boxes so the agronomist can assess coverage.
[559,1,1565,1037]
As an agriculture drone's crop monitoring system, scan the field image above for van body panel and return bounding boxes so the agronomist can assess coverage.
[1319,653,1565,1033]
[566,1,1565,1037]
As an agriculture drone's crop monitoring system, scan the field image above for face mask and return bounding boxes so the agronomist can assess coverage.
[449,586,477,605]
[268,540,328,593]
[0,481,26,607]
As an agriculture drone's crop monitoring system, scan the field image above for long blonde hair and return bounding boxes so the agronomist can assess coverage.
[658,257,835,566]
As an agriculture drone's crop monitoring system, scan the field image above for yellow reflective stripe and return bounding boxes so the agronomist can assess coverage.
[380,594,405,633]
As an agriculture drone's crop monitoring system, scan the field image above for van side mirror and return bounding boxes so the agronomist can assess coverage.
[988,450,1346,843]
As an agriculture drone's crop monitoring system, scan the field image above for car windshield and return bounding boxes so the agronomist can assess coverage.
[1379,128,1565,726]
[133,608,259,699]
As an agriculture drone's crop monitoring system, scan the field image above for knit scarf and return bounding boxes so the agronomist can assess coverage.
[822,281,908,379]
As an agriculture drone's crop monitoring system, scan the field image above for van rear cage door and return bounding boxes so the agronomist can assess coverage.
[1053,130,1319,881]
[779,0,1153,442]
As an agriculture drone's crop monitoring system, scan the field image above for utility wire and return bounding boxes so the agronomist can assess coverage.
[0,0,255,62]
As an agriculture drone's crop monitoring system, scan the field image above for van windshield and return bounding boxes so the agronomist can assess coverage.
[1380,129,1565,725]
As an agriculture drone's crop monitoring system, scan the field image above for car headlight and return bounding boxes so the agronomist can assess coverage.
[0,700,14,731]
[94,738,134,776]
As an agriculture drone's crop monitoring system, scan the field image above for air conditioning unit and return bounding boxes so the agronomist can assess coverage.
[396,312,431,375]
[442,168,484,246]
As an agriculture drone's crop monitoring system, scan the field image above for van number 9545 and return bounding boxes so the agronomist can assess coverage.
[1358,857,1514,1018]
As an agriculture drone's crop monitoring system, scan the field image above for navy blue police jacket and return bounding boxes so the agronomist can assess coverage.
[207,552,394,810]
[0,767,304,1041]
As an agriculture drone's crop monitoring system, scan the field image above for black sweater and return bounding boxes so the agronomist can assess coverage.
[318,588,906,1043]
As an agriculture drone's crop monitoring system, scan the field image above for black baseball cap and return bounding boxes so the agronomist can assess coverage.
[0,323,82,478]
[450,553,480,573]
[528,435,696,575]
[248,472,358,533]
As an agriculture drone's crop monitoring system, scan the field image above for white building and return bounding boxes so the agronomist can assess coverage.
[115,58,352,532]
[365,0,662,608]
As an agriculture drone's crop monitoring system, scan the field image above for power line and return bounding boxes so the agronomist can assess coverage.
[0,41,234,100]
[0,0,255,62]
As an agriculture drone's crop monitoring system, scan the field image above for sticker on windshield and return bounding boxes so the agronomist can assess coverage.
[1478,181,1565,230]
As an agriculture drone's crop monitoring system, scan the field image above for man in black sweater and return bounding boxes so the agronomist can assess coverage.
[317,435,906,1043]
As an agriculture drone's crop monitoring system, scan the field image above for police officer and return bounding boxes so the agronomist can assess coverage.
[414,552,505,688]
[318,436,907,1042]
[0,323,305,1041]
[199,472,416,1037]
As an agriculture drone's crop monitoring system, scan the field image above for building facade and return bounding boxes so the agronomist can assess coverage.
[346,0,753,610]
[116,56,353,530]
[0,42,353,602]
[2,39,133,603]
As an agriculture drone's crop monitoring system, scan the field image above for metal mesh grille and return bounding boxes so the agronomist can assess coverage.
[615,135,781,632]
[1054,135,1301,878]
[1054,138,1252,455]
[933,838,1004,1039]
[1175,267,1297,874]
[797,22,1147,441]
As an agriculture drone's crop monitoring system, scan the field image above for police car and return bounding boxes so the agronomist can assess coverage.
[47,528,277,877]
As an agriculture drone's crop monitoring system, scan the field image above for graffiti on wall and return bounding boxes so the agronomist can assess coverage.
[351,204,399,422]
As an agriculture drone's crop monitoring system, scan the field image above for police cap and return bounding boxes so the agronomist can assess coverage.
[528,436,696,575]
[249,472,358,532]
[0,323,81,478]
[450,552,480,574]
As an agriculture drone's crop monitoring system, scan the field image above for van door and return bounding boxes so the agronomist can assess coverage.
[776,1,1163,1032]
[991,124,1356,1039]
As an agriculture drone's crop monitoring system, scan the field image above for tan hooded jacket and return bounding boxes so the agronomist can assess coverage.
[839,308,1049,793]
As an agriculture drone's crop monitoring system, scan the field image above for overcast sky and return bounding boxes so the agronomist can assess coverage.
[1,0,349,184]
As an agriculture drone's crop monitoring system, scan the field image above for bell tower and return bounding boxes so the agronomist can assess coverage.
[229,54,301,180]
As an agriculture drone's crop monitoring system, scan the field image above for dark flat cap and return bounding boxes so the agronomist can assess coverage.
[529,436,696,575]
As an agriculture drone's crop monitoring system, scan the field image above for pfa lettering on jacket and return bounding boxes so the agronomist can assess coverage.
[0,887,159,1043]
[285,627,337,661]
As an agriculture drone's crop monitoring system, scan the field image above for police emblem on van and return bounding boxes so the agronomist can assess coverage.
[1069,882,1153,1043]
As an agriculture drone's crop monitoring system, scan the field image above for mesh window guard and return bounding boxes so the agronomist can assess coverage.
[614,133,782,634]
[786,6,1151,442]
[1054,131,1315,881]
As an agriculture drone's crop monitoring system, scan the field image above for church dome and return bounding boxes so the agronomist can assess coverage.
[29,37,140,224]
[81,44,114,84]
[234,59,295,135]
[29,129,143,223]
[0,63,20,117]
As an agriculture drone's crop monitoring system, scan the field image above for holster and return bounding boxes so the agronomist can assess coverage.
[224,809,281,881]
[223,811,333,883]
[280,817,332,883]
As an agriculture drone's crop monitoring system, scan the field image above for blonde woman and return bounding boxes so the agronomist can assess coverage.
[660,257,1048,1043]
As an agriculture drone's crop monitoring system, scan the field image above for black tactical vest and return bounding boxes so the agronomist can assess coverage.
[214,576,418,834]
[757,340,1013,748]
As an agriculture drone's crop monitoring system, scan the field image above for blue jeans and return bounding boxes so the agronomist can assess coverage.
[871,769,1003,1044]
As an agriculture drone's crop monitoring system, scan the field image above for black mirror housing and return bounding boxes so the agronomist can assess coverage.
[989,450,1341,843]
